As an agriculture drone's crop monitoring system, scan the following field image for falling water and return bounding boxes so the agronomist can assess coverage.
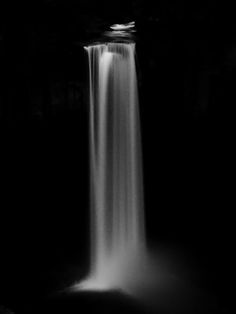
[71,24,192,309]
[74,40,149,294]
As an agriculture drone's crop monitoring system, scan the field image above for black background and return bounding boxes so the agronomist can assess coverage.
[0,1,235,313]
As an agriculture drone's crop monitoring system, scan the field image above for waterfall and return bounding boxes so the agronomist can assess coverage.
[75,42,148,293]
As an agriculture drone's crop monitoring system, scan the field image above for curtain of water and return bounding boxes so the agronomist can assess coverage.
[81,42,146,290]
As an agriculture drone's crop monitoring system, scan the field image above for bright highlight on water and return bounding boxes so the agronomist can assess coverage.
[74,28,149,294]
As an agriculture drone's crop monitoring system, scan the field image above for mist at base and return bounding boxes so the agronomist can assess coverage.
[68,246,206,314]
[73,251,151,294]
